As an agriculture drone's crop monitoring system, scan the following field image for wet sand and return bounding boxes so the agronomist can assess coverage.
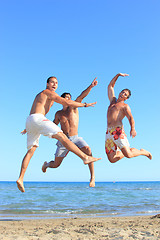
[0,215,160,239]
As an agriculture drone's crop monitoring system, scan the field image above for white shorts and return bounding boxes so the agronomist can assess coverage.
[55,135,89,158]
[26,114,62,150]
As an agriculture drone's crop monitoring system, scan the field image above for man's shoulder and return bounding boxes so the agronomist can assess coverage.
[36,90,44,95]
[122,102,131,112]
[123,102,129,107]
[42,89,58,100]
[41,89,48,93]
[39,89,50,97]
[43,89,55,94]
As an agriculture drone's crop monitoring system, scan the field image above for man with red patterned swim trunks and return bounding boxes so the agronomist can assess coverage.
[105,73,152,163]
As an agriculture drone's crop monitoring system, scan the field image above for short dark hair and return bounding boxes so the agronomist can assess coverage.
[121,88,131,99]
[61,92,72,98]
[47,76,57,83]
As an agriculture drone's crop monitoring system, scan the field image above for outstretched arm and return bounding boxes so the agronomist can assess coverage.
[108,73,129,102]
[75,77,98,103]
[45,90,96,108]
[124,104,136,138]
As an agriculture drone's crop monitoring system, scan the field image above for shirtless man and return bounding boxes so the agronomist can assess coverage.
[42,78,98,187]
[105,73,152,163]
[17,76,101,192]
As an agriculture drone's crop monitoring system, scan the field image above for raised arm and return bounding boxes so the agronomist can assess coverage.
[108,73,129,102]
[124,104,136,138]
[75,77,98,103]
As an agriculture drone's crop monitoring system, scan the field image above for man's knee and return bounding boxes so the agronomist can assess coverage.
[107,154,116,163]
[53,132,67,142]
[27,146,37,155]
[124,153,132,158]
[121,148,133,158]
[81,146,92,155]
[108,157,116,163]
[54,157,64,168]
[54,162,61,168]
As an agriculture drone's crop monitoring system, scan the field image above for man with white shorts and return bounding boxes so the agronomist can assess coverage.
[17,76,101,192]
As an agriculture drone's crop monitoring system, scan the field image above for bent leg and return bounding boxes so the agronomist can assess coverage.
[17,146,37,192]
[81,146,95,187]
[121,147,152,159]
[52,132,101,164]
[107,150,125,163]
[42,157,64,173]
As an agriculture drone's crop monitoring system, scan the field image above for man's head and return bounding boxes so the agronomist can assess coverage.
[46,76,58,92]
[118,89,131,101]
[61,92,72,100]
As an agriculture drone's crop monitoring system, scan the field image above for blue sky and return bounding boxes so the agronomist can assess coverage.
[1,0,160,183]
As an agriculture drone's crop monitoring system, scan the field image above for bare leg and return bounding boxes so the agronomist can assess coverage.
[121,147,152,159]
[107,150,125,163]
[81,146,95,187]
[42,145,95,187]
[107,147,152,163]
[52,132,101,164]
[42,157,64,173]
[17,146,37,192]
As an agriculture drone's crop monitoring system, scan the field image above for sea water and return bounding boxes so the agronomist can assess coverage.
[0,181,160,219]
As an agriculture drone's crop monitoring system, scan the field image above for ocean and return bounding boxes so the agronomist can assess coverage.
[0,181,160,220]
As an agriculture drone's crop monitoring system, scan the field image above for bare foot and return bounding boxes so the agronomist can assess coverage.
[141,149,152,160]
[42,161,48,173]
[83,156,101,165]
[89,176,95,188]
[16,180,25,193]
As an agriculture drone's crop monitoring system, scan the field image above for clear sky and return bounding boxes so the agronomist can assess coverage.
[1,0,160,183]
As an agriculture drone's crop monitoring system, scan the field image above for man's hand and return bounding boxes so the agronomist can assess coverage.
[108,73,129,102]
[91,77,98,87]
[76,78,98,103]
[21,129,27,135]
[119,73,129,77]
[84,102,97,107]
[130,129,136,138]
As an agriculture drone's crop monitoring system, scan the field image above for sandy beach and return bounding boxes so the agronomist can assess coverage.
[0,215,160,240]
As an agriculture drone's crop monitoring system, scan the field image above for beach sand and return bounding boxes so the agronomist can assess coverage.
[0,215,160,240]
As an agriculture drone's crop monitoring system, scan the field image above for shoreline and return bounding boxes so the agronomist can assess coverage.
[0,212,158,221]
[0,215,160,239]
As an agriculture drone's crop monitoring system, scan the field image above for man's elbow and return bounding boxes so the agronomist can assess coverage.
[108,84,113,91]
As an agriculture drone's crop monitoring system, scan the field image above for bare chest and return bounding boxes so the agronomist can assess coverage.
[60,109,79,124]
[108,102,124,116]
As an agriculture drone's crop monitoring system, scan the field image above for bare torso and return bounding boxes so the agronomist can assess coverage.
[56,107,79,136]
[30,90,54,116]
[107,98,126,128]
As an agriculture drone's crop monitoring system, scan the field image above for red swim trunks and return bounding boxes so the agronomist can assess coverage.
[105,126,130,154]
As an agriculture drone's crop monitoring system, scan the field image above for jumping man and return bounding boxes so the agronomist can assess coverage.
[17,76,101,192]
[42,78,98,187]
[105,73,152,163]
